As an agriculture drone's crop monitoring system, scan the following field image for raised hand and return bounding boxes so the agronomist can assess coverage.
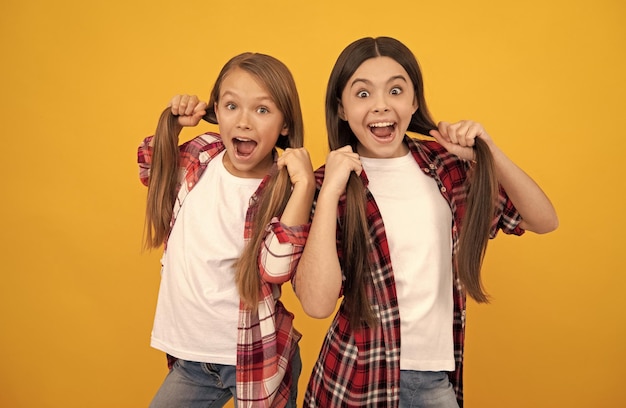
[168,94,207,128]
[278,147,314,188]
[320,145,362,198]
[429,120,494,161]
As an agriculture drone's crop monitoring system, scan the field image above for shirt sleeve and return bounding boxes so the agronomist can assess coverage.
[258,217,310,284]
[137,136,154,186]
[490,185,525,238]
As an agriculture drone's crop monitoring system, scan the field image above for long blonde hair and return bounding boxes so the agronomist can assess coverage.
[144,53,304,310]
[326,37,497,329]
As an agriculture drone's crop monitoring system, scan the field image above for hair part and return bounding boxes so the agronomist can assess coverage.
[144,53,304,312]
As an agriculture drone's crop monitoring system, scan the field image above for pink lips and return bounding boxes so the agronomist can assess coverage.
[369,121,396,140]
[233,138,257,157]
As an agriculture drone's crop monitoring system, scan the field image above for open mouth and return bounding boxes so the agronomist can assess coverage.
[369,121,396,140]
[232,138,257,157]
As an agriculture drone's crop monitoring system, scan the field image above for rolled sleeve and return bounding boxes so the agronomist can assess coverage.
[259,217,310,284]
[490,186,525,238]
[138,136,154,186]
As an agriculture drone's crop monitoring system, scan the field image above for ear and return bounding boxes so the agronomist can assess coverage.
[338,99,347,121]
[280,123,289,137]
[412,97,419,115]
[213,102,220,122]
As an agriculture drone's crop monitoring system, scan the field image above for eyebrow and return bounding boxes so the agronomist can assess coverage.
[220,90,274,104]
[350,74,408,88]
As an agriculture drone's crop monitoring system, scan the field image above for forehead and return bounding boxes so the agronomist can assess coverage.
[219,67,274,101]
[347,56,412,86]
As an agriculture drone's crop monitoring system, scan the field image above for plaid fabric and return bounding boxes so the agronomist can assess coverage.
[138,132,300,408]
[298,136,524,407]
[259,218,310,283]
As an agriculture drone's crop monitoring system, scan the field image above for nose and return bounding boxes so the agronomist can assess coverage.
[372,92,390,113]
[235,109,252,130]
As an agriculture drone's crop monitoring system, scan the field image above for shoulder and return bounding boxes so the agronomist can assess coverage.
[407,136,466,169]
[406,136,448,158]
[185,132,223,148]
[180,132,225,158]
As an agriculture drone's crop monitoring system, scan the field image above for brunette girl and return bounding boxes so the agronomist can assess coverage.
[260,37,558,407]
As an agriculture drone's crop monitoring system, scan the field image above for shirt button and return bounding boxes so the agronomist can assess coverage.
[429,163,436,169]
[249,194,258,206]
[440,187,447,193]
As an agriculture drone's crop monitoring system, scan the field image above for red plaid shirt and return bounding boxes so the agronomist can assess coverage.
[138,132,301,408]
[264,136,523,407]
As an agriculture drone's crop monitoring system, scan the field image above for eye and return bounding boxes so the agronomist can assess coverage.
[357,90,369,98]
[225,102,236,110]
[390,87,402,95]
[257,106,269,114]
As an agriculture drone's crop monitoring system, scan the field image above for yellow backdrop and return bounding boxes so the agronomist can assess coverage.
[1,0,624,407]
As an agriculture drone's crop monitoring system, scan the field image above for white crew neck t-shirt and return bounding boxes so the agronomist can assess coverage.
[361,152,454,371]
[151,150,263,365]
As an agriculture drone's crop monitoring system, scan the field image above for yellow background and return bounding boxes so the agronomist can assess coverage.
[1,0,624,407]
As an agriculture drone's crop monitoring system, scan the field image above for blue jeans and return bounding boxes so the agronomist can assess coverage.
[400,370,460,408]
[150,345,302,408]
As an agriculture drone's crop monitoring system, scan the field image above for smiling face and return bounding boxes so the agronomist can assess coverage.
[214,67,288,178]
[339,56,418,158]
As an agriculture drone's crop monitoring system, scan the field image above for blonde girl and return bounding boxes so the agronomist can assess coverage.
[138,52,314,408]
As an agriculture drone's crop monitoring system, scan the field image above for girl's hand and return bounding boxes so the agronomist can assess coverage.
[429,120,494,161]
[278,147,314,187]
[320,145,362,198]
[168,94,207,127]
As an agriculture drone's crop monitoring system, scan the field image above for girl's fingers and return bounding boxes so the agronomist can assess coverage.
[436,120,486,147]
[181,95,197,116]
[166,95,207,127]
[169,95,181,115]
[434,121,451,143]
[193,100,208,113]
[278,148,314,186]
[431,120,493,161]
[327,148,362,175]
[452,121,471,146]
[169,94,204,116]
[191,101,207,121]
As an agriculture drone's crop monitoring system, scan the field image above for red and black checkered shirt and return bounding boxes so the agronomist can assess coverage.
[138,132,301,407]
[267,136,523,407]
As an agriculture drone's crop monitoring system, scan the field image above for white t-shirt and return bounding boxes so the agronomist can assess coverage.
[361,152,454,371]
[151,150,262,365]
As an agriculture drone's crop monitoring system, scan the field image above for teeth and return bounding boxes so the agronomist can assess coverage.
[369,122,394,128]
[234,137,252,142]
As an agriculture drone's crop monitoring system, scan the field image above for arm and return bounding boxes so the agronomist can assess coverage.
[294,146,361,318]
[277,148,316,227]
[430,121,558,234]
[259,148,315,284]
[489,144,558,233]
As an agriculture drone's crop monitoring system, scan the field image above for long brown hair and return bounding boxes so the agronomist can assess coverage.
[325,37,496,328]
[144,53,304,310]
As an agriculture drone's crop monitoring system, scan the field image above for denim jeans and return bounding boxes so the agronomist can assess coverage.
[150,345,302,408]
[399,370,460,408]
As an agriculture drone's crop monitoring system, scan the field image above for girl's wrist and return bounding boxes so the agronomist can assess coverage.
[318,186,342,204]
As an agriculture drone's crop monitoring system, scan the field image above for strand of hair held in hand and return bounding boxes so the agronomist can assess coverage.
[456,137,498,303]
